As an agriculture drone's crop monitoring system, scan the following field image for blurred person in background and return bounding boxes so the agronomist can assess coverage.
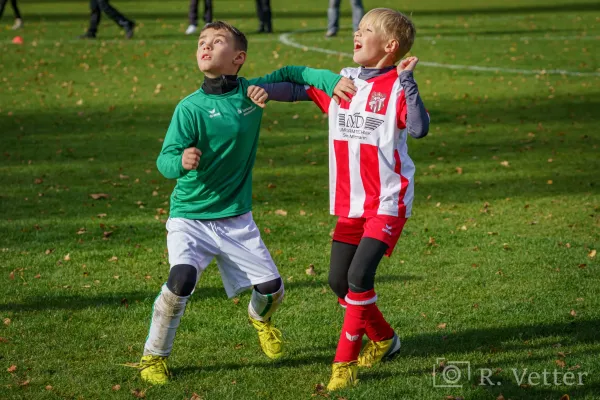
[78,0,135,39]
[186,0,213,35]
[326,0,364,37]
[0,0,23,30]
[255,0,272,33]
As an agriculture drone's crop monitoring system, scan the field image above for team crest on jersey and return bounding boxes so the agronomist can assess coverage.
[368,91,387,113]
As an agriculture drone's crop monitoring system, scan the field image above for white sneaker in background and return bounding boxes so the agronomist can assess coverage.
[185,24,198,35]
[12,18,23,30]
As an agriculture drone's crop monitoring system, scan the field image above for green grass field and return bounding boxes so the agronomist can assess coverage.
[1,0,599,399]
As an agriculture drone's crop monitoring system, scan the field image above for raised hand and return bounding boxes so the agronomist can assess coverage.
[247,85,268,108]
[397,56,419,73]
[182,147,201,170]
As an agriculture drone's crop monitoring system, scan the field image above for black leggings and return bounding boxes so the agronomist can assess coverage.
[328,238,388,299]
[0,0,21,19]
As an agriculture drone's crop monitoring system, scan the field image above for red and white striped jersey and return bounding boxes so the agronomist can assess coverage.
[306,67,415,219]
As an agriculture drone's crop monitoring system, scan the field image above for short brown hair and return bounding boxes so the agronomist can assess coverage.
[360,8,416,61]
[201,21,248,52]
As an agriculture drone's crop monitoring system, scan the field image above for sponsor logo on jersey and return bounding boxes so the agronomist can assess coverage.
[368,91,387,113]
[209,108,221,118]
[337,113,384,140]
[240,105,257,116]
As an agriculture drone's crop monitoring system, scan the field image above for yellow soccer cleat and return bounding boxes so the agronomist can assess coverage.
[327,361,359,391]
[137,355,170,385]
[249,317,283,360]
[358,333,401,368]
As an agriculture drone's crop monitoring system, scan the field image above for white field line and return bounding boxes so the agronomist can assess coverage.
[279,30,600,77]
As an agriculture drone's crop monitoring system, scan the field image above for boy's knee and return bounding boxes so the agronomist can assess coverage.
[347,269,374,293]
[328,273,348,299]
[166,264,197,296]
[254,277,282,294]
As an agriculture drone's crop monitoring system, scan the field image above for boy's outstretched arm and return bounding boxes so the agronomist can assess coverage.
[397,57,430,139]
[157,103,200,179]
[248,66,355,100]
[248,82,311,106]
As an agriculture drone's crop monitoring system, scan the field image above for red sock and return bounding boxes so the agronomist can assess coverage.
[337,297,348,308]
[333,289,376,363]
[364,303,394,342]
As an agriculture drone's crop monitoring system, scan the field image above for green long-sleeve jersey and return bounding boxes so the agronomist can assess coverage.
[157,66,341,219]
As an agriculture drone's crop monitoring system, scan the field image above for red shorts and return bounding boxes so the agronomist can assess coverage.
[332,215,407,256]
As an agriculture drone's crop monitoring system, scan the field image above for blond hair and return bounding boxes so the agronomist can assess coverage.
[360,8,415,61]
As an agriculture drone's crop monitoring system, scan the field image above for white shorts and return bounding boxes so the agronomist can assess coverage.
[166,212,280,298]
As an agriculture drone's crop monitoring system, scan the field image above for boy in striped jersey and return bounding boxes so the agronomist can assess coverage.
[248,7,429,390]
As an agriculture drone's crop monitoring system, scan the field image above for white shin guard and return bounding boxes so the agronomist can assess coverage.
[248,282,284,322]
[143,284,189,357]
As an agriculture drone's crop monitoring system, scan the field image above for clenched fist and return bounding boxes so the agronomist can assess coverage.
[182,147,202,170]
[247,85,268,108]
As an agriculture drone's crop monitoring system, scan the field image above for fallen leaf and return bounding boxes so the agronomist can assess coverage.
[131,389,146,398]
[232,298,240,305]
[547,180,553,185]
[103,231,113,238]
[560,395,570,400]
[263,228,271,234]
[589,249,596,259]
[555,359,566,368]
[455,167,463,174]
[108,256,118,262]
[45,249,54,255]
[314,383,326,392]
[121,298,129,308]
[267,183,276,189]
[497,395,506,400]
[190,393,202,400]
[112,384,121,391]
[437,323,447,329]
[557,352,567,358]
[306,264,316,276]
[500,160,510,167]
[45,385,53,391]
[76,227,86,235]
[34,274,40,279]
[3,318,10,326]
[0,337,9,343]
[89,193,109,200]
[119,174,129,180]
[568,364,581,371]
[19,380,30,386]
[34,178,43,184]
[9,271,14,280]
[97,213,107,218]
[234,343,243,350]
[274,209,288,216]
[7,365,17,372]
[299,210,306,216]
[570,309,577,317]
[64,253,71,261]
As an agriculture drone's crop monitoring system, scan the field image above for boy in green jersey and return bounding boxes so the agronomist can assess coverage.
[134,21,356,384]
